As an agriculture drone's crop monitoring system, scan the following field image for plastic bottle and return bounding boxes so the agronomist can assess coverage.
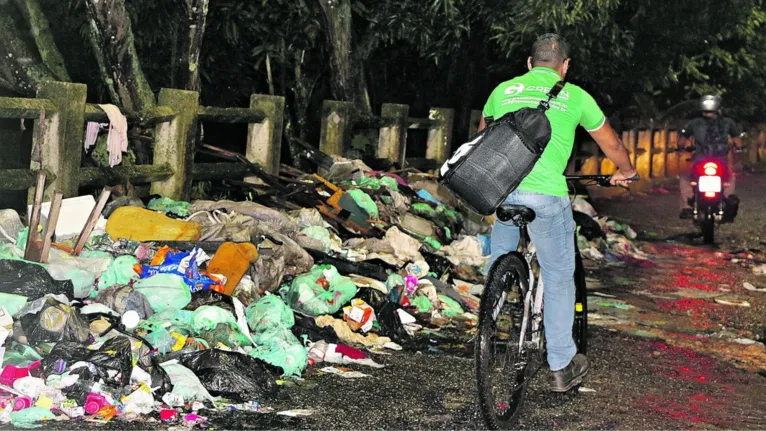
[206,242,259,296]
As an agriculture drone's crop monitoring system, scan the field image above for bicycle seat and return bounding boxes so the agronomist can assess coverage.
[496,205,536,224]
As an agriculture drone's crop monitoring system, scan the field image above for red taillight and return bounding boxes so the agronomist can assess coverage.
[703,162,718,176]
[704,192,717,198]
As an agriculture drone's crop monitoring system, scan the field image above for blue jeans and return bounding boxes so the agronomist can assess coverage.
[487,191,577,371]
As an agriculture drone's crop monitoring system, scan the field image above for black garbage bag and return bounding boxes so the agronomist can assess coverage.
[377,302,410,342]
[0,260,73,298]
[86,336,134,387]
[355,287,387,311]
[573,210,606,241]
[291,315,339,344]
[179,349,279,401]
[18,298,89,344]
[42,342,91,375]
[421,251,452,278]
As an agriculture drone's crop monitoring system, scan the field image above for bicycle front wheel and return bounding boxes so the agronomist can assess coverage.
[476,253,530,430]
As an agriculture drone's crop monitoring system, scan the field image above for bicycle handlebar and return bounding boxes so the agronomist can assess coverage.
[565,174,640,187]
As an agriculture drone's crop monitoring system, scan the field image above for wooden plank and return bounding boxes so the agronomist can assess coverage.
[0,97,57,119]
[40,191,63,264]
[84,104,177,125]
[0,169,56,191]
[192,163,251,181]
[197,106,266,123]
[78,164,174,188]
[24,172,46,261]
[72,188,111,256]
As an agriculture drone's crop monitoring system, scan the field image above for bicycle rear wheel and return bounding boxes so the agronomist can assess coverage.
[573,250,588,354]
[476,253,530,430]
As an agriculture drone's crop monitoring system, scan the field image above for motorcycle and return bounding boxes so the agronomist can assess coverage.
[681,146,739,244]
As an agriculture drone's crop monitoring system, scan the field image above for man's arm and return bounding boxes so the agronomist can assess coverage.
[588,122,637,185]
[477,116,487,133]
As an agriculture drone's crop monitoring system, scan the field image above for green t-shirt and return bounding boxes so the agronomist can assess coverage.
[483,67,606,197]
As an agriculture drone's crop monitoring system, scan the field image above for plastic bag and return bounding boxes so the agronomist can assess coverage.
[197,322,253,349]
[285,265,357,316]
[160,360,219,403]
[97,255,140,291]
[250,327,308,378]
[85,336,134,387]
[144,328,177,354]
[0,260,73,298]
[0,292,28,316]
[346,189,379,219]
[18,298,89,344]
[9,407,55,428]
[147,197,190,217]
[245,295,294,333]
[437,294,464,317]
[138,309,194,335]
[133,274,192,312]
[191,306,237,333]
[94,285,154,319]
[42,341,90,375]
[179,349,279,401]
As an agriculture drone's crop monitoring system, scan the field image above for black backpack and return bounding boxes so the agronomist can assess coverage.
[439,81,565,215]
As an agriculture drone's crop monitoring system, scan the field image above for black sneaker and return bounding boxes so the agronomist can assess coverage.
[550,354,589,392]
[679,208,694,219]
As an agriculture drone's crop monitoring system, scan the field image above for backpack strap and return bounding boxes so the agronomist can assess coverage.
[538,81,565,111]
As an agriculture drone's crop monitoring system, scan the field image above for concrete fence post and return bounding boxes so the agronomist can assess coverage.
[377,103,409,166]
[579,141,600,175]
[666,130,681,177]
[651,129,667,179]
[246,94,285,182]
[32,81,87,199]
[425,107,454,165]
[151,88,199,200]
[319,100,354,157]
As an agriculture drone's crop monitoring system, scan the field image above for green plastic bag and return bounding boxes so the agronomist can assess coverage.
[246,295,294,332]
[10,407,55,429]
[133,274,192,312]
[411,203,437,218]
[379,176,399,191]
[250,327,308,377]
[346,189,379,219]
[2,341,44,367]
[438,294,464,317]
[0,292,28,315]
[198,322,253,348]
[147,197,191,217]
[144,328,177,354]
[96,255,140,293]
[191,306,237,333]
[299,226,333,253]
[138,308,194,335]
[354,177,382,190]
[285,265,357,316]
[412,295,433,313]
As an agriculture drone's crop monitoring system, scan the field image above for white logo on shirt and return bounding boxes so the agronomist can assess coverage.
[504,83,525,96]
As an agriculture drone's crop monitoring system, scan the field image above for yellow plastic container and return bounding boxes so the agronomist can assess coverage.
[207,242,259,296]
[106,207,201,241]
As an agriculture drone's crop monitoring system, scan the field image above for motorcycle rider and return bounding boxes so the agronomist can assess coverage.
[678,95,743,221]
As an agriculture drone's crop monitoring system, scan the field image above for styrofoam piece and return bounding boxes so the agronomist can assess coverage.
[28,195,107,240]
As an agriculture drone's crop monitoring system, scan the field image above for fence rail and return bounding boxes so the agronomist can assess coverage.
[0,81,454,202]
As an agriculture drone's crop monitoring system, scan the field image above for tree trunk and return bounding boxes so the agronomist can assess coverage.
[174,0,210,92]
[84,0,156,113]
[13,0,71,82]
[0,2,61,95]
[317,0,371,113]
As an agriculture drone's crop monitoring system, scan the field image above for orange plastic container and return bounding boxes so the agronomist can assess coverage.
[207,242,259,296]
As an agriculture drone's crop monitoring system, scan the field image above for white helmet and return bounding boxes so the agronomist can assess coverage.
[699,95,722,112]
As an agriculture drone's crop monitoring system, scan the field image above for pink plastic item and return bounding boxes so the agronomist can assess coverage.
[0,361,41,386]
[85,393,108,415]
[13,396,33,411]
[160,409,178,422]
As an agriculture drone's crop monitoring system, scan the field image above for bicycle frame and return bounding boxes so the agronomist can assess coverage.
[516,225,545,353]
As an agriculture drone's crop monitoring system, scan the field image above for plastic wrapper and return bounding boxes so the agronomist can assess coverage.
[94,285,154,319]
[135,246,224,293]
[179,349,279,401]
[160,360,219,403]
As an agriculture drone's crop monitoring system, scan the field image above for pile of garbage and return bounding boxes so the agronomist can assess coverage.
[571,196,649,264]
[0,155,643,427]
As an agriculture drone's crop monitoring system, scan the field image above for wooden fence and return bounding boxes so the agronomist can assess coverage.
[0,81,454,201]
[1,81,764,203]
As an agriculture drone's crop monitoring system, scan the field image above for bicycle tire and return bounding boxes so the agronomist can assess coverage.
[476,253,530,430]
[573,249,588,354]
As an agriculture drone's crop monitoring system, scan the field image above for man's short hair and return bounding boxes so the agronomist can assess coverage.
[531,33,569,65]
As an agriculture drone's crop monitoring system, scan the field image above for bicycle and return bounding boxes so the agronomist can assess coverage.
[475,174,636,429]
